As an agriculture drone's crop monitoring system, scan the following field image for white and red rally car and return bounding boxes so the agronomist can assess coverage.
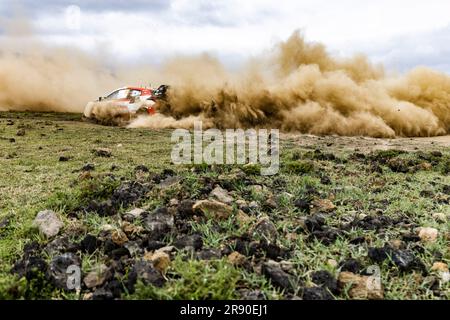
[83,85,168,122]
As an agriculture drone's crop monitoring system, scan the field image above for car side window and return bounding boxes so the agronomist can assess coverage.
[106,90,119,100]
[130,90,141,97]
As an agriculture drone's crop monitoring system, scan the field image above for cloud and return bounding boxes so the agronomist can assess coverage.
[1,0,450,73]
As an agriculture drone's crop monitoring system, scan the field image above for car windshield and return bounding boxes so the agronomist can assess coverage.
[106,89,129,100]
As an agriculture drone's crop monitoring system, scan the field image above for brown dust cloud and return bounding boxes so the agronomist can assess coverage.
[0,26,449,137]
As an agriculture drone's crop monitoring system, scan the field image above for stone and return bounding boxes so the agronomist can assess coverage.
[338,272,384,300]
[83,264,111,289]
[80,234,100,254]
[310,199,336,214]
[196,248,222,260]
[174,234,203,251]
[302,287,334,300]
[144,207,174,240]
[236,210,253,226]
[262,260,295,292]
[228,251,246,266]
[431,262,449,273]
[418,227,439,242]
[250,217,278,242]
[33,210,63,238]
[432,213,447,223]
[122,221,144,237]
[111,229,129,246]
[210,186,233,204]
[48,253,81,290]
[193,199,234,220]
[144,250,171,274]
[127,260,165,291]
[125,208,146,219]
[311,270,338,294]
[92,148,112,157]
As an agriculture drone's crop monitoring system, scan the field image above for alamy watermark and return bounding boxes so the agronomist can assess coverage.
[171,122,279,175]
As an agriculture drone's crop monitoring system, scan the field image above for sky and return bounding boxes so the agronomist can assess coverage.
[1,0,450,73]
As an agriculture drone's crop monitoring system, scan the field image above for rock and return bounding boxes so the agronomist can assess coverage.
[80,234,101,254]
[250,217,278,242]
[127,260,165,291]
[294,198,311,213]
[83,264,111,289]
[302,287,334,300]
[248,201,259,210]
[368,246,423,271]
[174,234,203,251]
[92,288,114,300]
[228,251,246,266]
[111,229,129,246]
[210,186,233,204]
[157,176,181,189]
[92,148,112,157]
[310,199,336,214]
[432,213,447,223]
[262,260,295,292]
[177,200,196,217]
[431,262,449,273]
[311,270,338,294]
[236,210,253,226]
[81,163,95,171]
[121,221,144,237]
[44,236,79,256]
[193,199,234,220]
[33,210,63,238]
[418,227,439,242]
[124,241,144,257]
[338,272,384,300]
[196,248,222,260]
[339,259,361,274]
[327,259,338,268]
[16,129,25,136]
[125,208,146,220]
[144,207,174,240]
[59,156,70,162]
[169,198,179,206]
[280,261,294,273]
[305,214,327,232]
[238,289,266,300]
[144,250,171,274]
[48,253,81,290]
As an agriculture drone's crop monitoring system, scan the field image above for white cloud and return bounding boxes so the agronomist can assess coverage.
[4,0,450,72]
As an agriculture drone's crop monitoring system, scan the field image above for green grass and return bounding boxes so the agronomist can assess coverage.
[0,111,449,300]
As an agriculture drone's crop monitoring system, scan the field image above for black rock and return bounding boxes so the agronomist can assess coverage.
[110,247,130,260]
[177,200,195,218]
[196,248,222,260]
[234,238,260,257]
[80,234,101,254]
[368,246,425,272]
[59,156,70,162]
[260,240,289,260]
[144,207,174,240]
[92,288,114,300]
[402,233,421,243]
[81,163,95,172]
[145,240,167,251]
[339,259,361,274]
[47,253,81,290]
[305,215,326,232]
[311,270,338,294]
[103,239,119,255]
[294,198,311,213]
[302,287,334,300]
[174,234,203,251]
[134,165,149,173]
[127,260,165,292]
[87,200,117,217]
[238,289,266,300]
[368,246,392,263]
[113,181,149,207]
[262,261,295,292]
[320,175,332,185]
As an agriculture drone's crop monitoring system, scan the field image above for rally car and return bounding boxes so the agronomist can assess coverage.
[83,85,168,123]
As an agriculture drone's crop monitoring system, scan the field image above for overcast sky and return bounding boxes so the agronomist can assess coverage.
[1,0,450,73]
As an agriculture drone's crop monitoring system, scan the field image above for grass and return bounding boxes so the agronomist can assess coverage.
[0,111,449,300]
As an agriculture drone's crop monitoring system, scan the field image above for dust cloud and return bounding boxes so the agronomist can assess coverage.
[1,24,449,137]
